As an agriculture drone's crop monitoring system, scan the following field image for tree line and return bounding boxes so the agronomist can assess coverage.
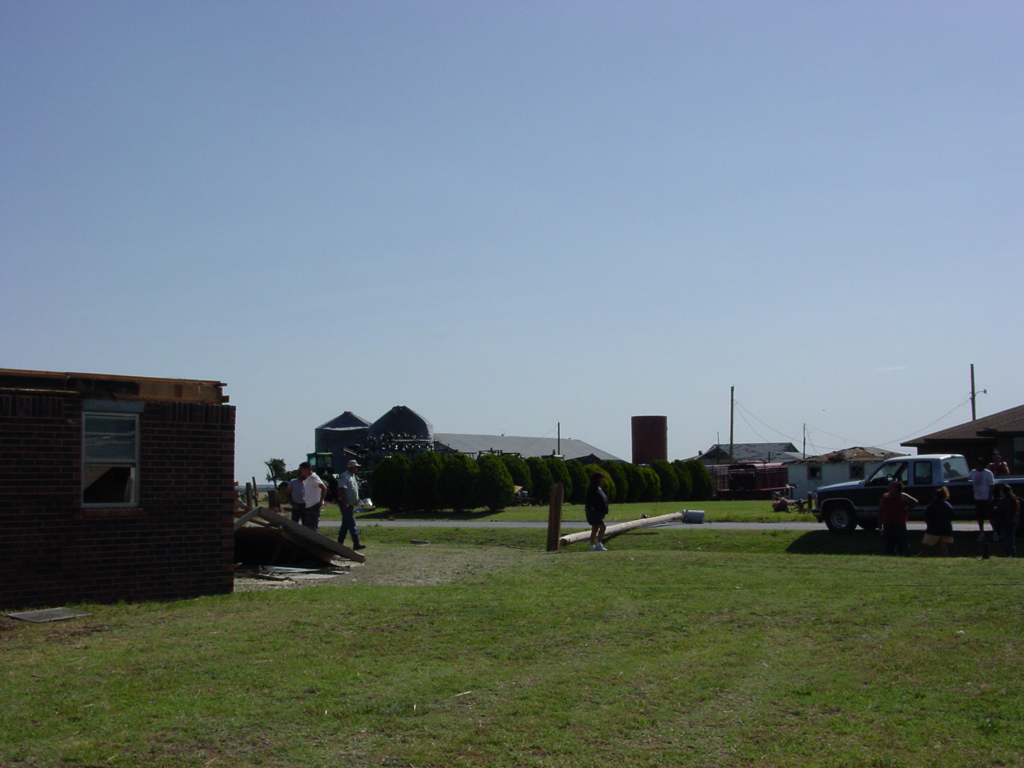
[370,452,716,513]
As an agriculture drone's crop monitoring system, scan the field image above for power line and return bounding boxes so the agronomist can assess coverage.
[733,400,800,443]
[735,408,769,443]
[874,395,973,448]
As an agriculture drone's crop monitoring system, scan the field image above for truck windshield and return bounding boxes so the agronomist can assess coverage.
[941,456,969,480]
[866,462,908,486]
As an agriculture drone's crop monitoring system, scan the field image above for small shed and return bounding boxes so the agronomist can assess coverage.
[788,447,905,498]
[0,368,235,609]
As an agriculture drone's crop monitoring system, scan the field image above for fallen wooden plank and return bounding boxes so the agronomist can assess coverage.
[558,511,688,548]
[254,507,366,563]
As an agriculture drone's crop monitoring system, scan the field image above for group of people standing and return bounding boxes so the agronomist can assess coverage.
[878,452,1020,558]
[284,459,366,550]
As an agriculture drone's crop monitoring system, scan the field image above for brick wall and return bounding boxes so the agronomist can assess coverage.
[0,393,236,609]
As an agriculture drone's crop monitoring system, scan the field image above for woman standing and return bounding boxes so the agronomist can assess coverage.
[878,480,917,557]
[990,485,1020,558]
[919,486,954,557]
[585,472,609,552]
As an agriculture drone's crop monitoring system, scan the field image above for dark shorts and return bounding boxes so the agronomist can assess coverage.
[586,511,606,528]
[975,499,992,524]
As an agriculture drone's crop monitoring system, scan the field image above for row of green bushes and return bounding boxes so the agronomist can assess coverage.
[370,452,715,512]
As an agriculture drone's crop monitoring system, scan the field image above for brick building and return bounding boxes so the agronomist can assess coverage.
[0,369,235,609]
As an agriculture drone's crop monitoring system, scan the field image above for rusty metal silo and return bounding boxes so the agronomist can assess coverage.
[631,415,667,465]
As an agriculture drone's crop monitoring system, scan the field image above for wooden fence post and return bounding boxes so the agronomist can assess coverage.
[546,482,564,552]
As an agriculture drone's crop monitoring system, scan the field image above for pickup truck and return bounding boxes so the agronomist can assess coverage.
[812,454,1024,533]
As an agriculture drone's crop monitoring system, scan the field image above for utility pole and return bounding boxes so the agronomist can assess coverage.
[970,364,987,421]
[729,386,735,465]
[803,423,807,458]
[970,364,977,420]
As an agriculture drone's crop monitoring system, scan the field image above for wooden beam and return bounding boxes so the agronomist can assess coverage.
[558,512,687,548]
[234,506,262,531]
[546,482,564,552]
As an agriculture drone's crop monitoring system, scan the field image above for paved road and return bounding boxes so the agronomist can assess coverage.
[318,519,985,532]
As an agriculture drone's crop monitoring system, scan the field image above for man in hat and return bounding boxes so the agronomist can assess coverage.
[338,459,366,550]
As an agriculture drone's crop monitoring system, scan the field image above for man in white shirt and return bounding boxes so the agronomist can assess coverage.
[968,456,996,542]
[298,461,327,531]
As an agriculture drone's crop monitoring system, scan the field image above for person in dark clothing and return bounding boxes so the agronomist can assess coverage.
[919,486,954,557]
[878,480,917,557]
[991,484,1020,558]
[585,472,609,552]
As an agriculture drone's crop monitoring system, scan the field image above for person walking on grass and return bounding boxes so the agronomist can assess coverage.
[337,459,366,550]
[919,486,954,557]
[879,480,917,557]
[990,484,1020,558]
[585,472,609,552]
[968,456,997,543]
[298,461,327,531]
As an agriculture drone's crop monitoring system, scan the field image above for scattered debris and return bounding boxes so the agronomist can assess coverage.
[410,539,430,545]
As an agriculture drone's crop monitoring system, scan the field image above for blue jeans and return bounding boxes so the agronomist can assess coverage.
[338,505,360,543]
[302,503,322,531]
[291,503,305,524]
[883,523,910,557]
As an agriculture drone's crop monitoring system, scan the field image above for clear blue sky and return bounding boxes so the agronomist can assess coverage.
[2,1,1021,480]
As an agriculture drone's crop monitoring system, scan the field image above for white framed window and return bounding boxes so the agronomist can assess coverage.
[83,412,139,506]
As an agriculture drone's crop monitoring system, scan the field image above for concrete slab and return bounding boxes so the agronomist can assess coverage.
[7,608,90,623]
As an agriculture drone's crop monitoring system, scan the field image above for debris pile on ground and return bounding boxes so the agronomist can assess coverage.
[234,506,366,586]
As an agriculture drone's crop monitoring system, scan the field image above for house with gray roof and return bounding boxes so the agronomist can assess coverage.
[788,446,906,498]
[433,433,622,462]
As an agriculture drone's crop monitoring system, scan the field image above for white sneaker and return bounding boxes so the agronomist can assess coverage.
[589,544,598,551]
[597,543,608,551]
[978,532,988,542]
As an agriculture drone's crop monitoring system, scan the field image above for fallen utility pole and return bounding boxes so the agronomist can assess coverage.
[558,511,690,548]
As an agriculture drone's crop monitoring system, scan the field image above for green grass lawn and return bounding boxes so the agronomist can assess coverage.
[3,529,1022,767]
[316,498,811,524]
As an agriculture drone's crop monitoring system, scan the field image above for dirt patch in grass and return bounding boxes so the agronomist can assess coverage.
[340,542,545,587]
[235,541,547,592]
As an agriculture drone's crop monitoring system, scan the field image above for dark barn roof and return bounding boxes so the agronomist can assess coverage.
[903,404,1024,447]
[316,411,371,431]
[691,442,801,465]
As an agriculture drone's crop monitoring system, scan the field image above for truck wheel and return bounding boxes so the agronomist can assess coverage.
[823,502,858,534]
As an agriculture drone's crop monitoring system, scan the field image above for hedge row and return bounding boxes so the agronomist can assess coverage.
[371,453,715,512]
